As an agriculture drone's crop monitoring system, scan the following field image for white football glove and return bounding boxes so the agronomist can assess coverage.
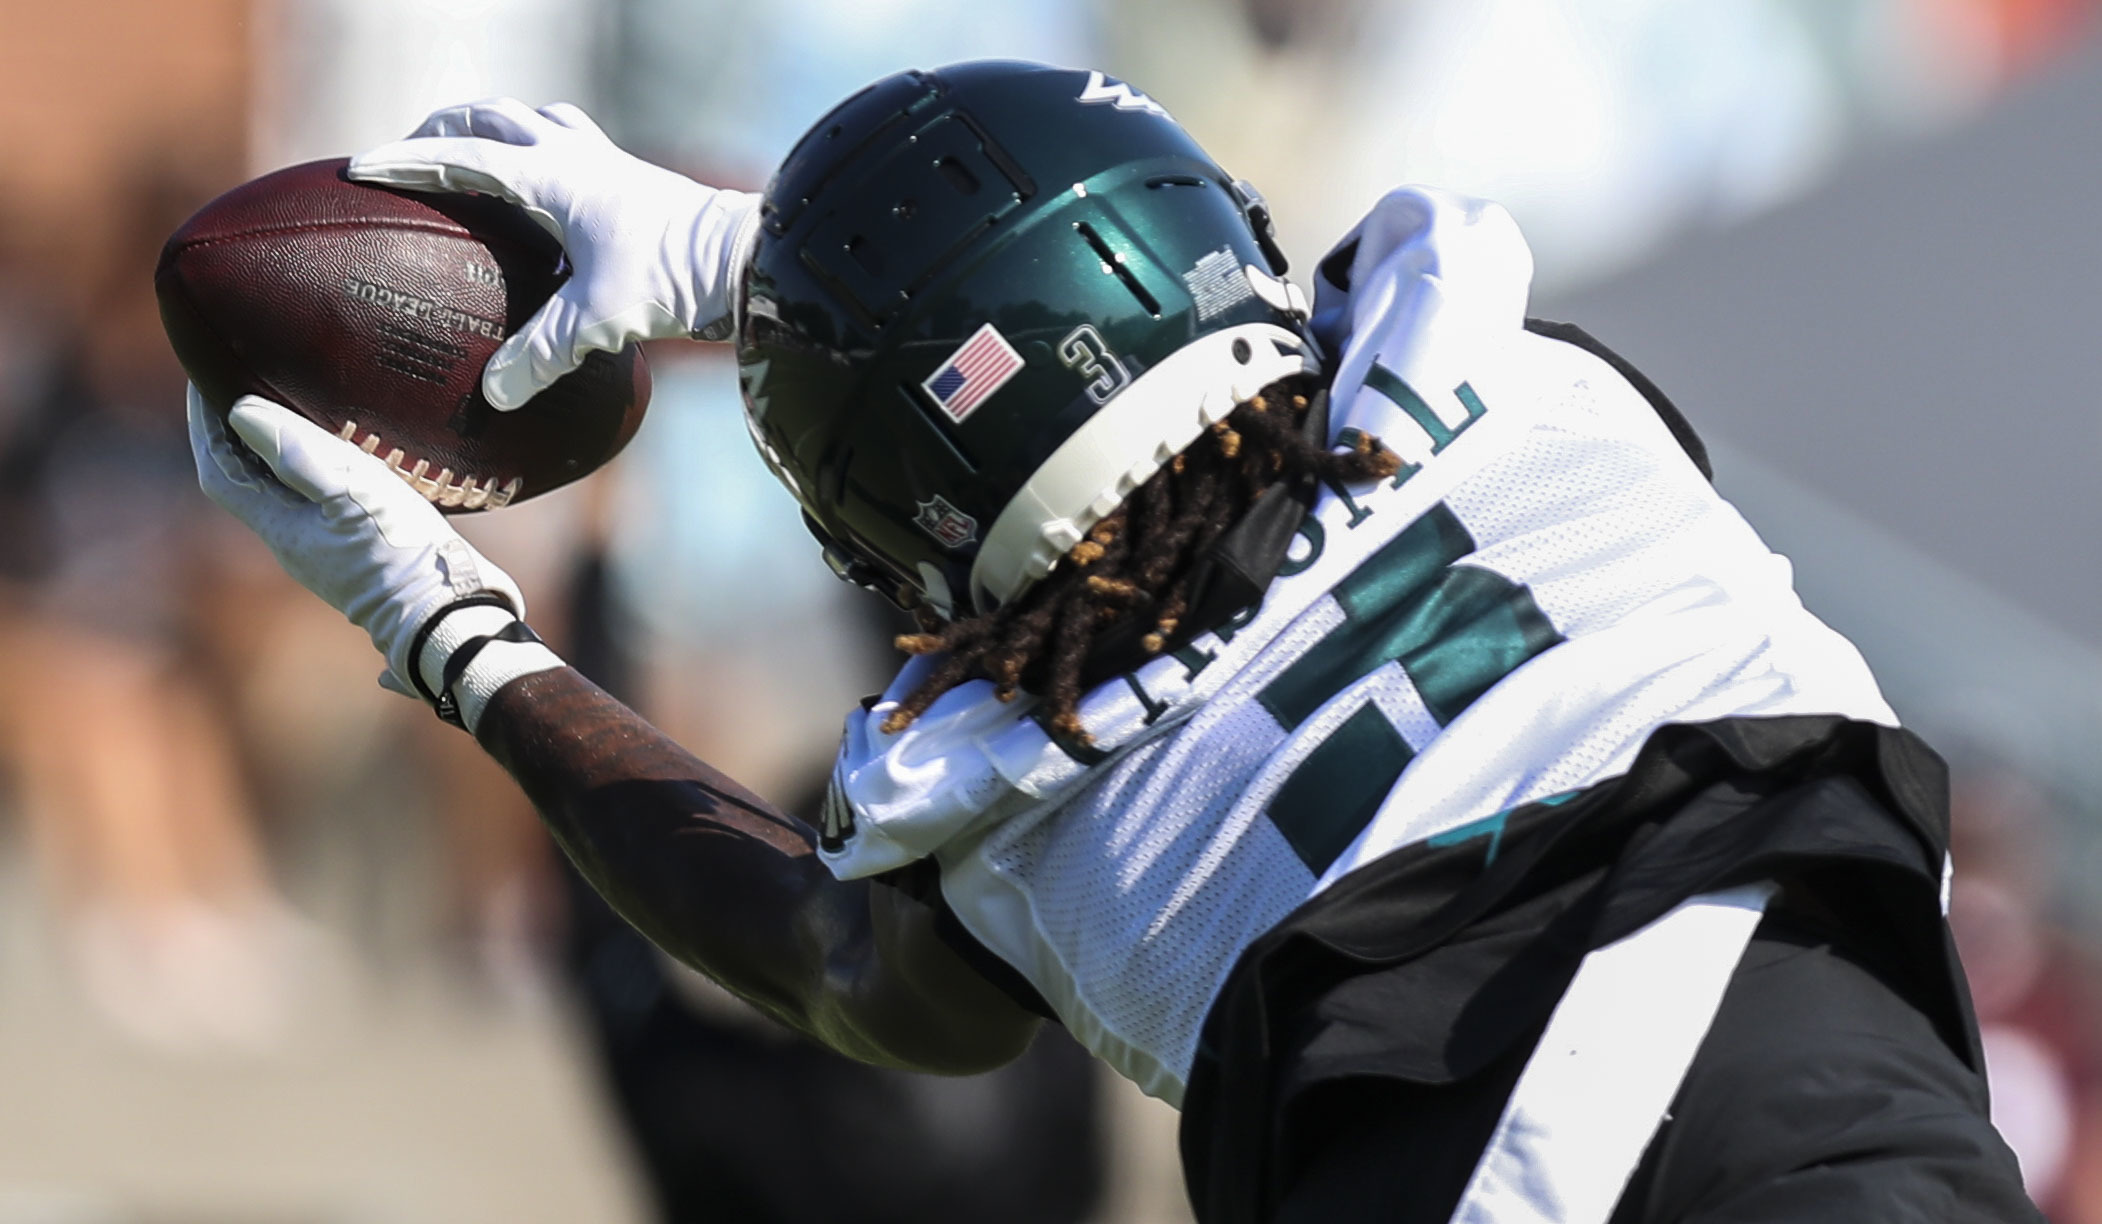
[189,387,562,731]
[348,98,760,411]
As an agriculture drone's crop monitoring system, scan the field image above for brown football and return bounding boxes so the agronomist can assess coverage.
[156,158,650,512]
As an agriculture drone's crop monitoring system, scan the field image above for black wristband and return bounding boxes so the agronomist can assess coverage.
[433,620,546,729]
[404,593,519,706]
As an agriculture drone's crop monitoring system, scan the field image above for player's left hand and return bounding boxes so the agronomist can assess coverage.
[348,98,760,411]
[188,386,527,700]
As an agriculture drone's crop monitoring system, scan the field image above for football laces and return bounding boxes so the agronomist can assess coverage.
[336,419,522,510]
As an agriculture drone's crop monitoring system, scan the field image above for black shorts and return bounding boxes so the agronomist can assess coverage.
[1271,906,2040,1223]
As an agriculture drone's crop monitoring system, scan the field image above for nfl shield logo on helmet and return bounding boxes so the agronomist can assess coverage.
[914,495,979,549]
[922,323,1024,423]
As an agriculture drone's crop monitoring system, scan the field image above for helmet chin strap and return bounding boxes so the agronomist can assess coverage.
[915,563,958,621]
[969,322,1319,615]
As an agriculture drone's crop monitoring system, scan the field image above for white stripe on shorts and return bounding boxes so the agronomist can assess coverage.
[1447,880,1777,1224]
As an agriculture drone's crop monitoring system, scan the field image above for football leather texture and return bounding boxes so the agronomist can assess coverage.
[157,158,650,512]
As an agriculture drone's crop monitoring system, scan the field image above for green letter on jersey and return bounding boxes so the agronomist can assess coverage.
[1361,364,1489,464]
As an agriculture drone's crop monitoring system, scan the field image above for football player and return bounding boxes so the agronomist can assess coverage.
[189,63,2039,1222]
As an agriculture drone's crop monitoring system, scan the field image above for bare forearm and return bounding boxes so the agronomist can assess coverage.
[470,666,1039,1071]
[472,666,856,1032]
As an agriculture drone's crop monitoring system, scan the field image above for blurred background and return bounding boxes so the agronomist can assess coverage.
[0,0,2098,1220]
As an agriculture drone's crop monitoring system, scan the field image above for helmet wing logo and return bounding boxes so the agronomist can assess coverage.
[1076,70,1171,120]
[914,494,979,550]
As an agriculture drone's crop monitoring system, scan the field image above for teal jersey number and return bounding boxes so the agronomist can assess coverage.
[1258,503,1562,874]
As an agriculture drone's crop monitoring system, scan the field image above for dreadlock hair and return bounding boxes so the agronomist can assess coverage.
[882,374,1402,743]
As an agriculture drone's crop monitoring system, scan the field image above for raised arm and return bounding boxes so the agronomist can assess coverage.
[184,100,1042,1071]
[474,666,1039,1071]
[187,390,1038,1074]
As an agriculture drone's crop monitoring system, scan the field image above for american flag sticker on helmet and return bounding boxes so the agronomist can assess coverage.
[922,323,1025,422]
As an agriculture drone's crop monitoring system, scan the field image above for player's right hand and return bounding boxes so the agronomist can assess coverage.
[188,386,555,728]
[349,99,760,412]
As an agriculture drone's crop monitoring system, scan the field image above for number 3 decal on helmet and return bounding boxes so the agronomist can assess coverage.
[1057,325,1131,406]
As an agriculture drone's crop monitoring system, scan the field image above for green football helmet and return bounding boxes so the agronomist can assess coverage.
[737,60,1316,619]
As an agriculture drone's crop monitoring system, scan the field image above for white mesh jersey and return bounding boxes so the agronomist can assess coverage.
[816,187,1896,1106]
